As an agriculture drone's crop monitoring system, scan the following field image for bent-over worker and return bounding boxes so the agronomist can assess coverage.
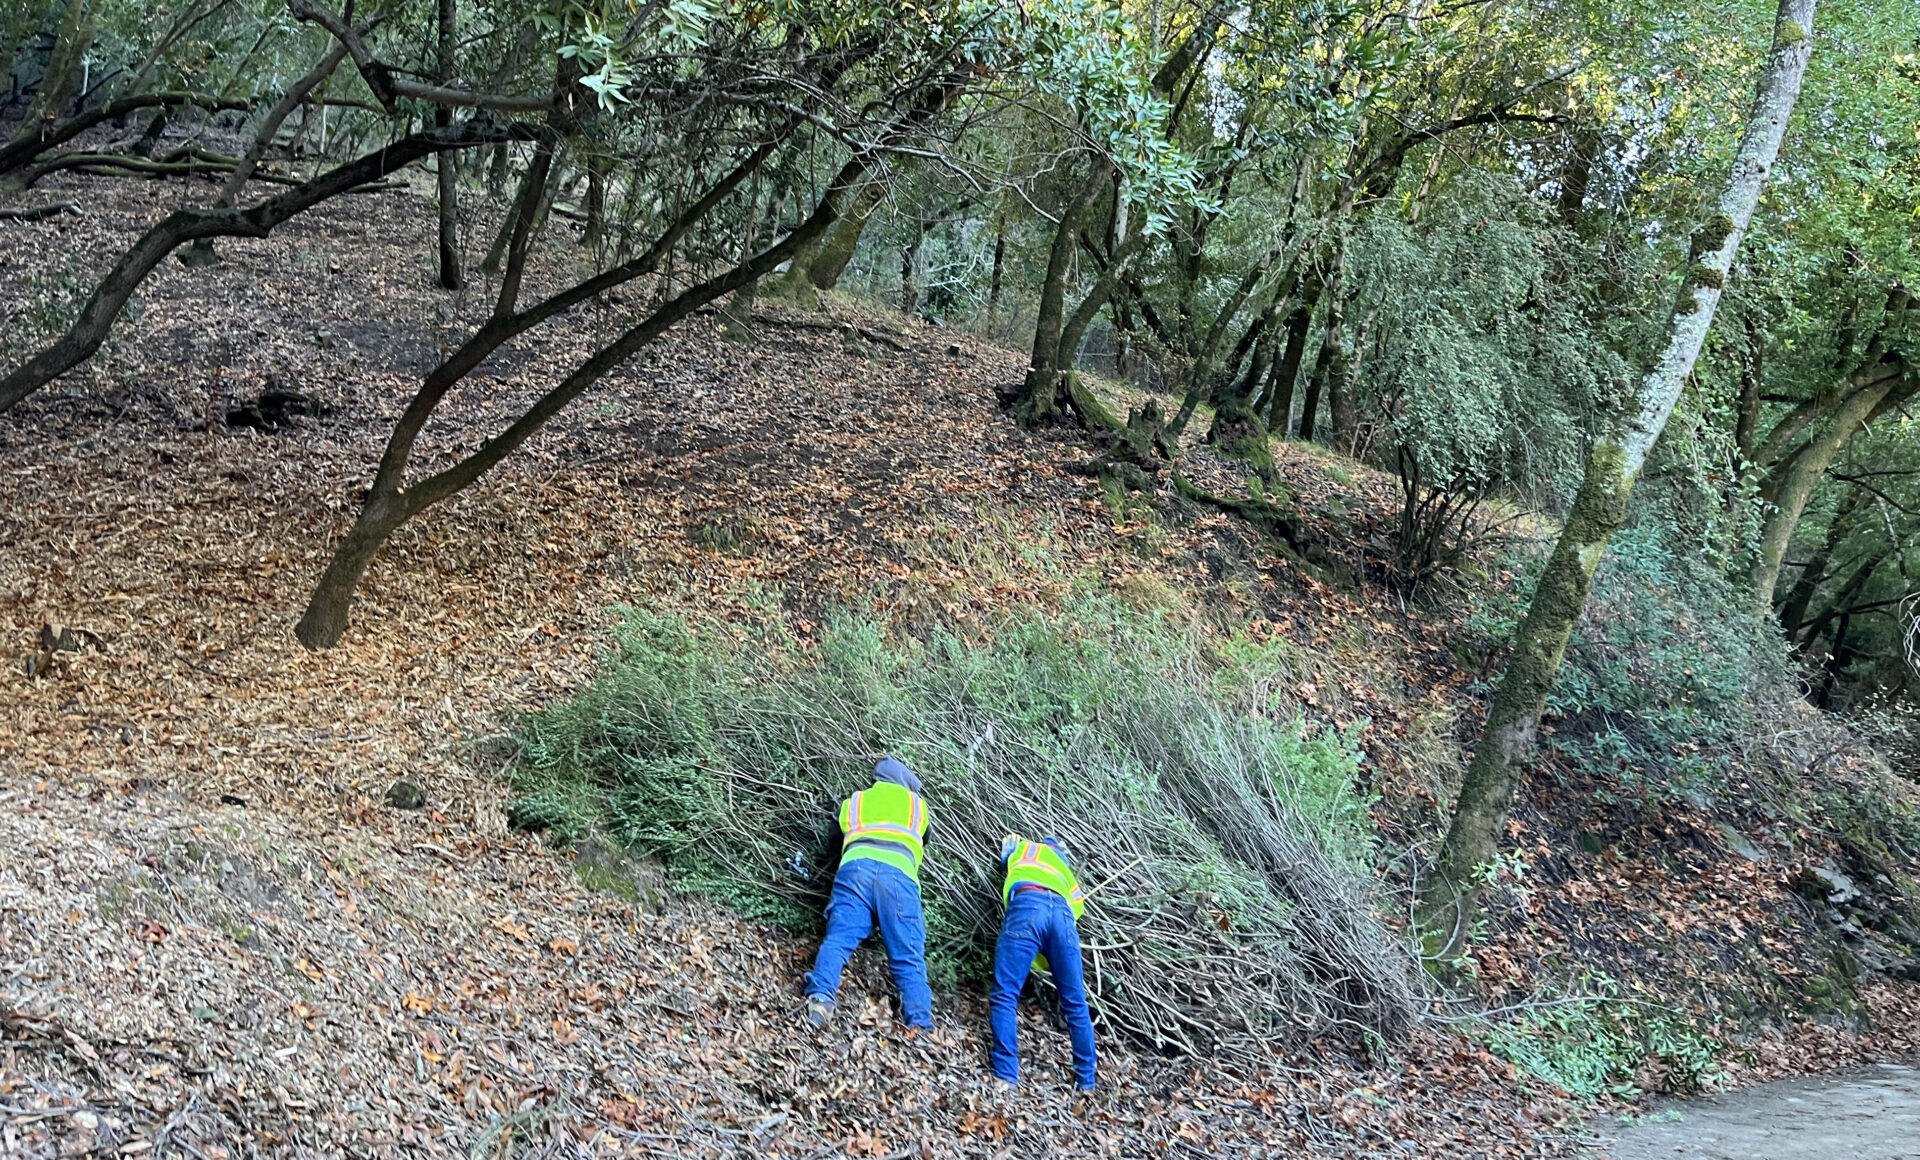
[802,756,934,1029]
[990,834,1096,1090]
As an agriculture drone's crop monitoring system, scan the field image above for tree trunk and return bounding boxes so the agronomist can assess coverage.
[1747,361,1906,612]
[581,150,608,250]
[1,122,518,414]
[1777,485,1861,640]
[1733,312,1764,467]
[1266,278,1320,436]
[985,207,1005,340]
[1311,240,1354,449]
[480,140,553,299]
[1556,128,1598,228]
[434,0,462,289]
[809,178,884,291]
[899,222,920,316]
[1018,170,1104,424]
[296,155,868,648]
[178,41,348,267]
[1417,0,1819,954]
[764,176,881,306]
[1205,299,1283,480]
[8,0,98,146]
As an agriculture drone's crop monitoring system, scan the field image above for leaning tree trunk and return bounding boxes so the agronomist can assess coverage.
[1747,361,1909,612]
[179,39,349,267]
[1777,484,1862,640]
[1417,0,1819,955]
[766,177,882,306]
[294,154,867,648]
[0,123,519,414]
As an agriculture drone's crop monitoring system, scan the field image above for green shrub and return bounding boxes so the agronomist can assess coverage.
[1474,985,1724,1099]
[512,596,1418,1049]
[1467,526,1784,802]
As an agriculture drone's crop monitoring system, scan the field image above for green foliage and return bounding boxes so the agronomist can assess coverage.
[1349,172,1636,509]
[513,595,1417,1044]
[1469,526,1784,801]
[1474,985,1725,1099]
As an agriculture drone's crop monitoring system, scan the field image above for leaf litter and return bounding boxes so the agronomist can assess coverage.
[0,169,1912,1156]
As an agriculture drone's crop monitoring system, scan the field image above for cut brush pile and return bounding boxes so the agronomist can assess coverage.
[509,596,1421,1053]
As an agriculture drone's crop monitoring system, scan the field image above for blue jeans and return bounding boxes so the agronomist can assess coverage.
[990,888,1096,1089]
[803,858,933,1028]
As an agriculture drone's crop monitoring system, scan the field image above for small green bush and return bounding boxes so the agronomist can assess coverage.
[1474,985,1724,1099]
[512,596,1418,1049]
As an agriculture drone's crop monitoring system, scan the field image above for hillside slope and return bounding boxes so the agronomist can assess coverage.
[3,174,1916,1155]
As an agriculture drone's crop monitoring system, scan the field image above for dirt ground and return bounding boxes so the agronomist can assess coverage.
[1600,1059,1920,1159]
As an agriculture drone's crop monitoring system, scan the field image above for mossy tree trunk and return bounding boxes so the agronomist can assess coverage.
[8,0,98,146]
[1016,168,1105,424]
[1747,360,1910,612]
[766,177,883,307]
[1417,0,1819,955]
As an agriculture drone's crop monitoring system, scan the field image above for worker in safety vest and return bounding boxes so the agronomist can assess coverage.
[802,757,933,1029]
[990,834,1096,1090]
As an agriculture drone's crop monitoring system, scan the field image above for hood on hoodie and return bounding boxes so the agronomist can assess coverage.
[873,756,922,794]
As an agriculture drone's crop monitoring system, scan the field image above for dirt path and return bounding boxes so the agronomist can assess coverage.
[1601,1061,1920,1159]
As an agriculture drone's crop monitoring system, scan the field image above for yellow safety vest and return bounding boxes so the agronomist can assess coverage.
[1001,839,1086,919]
[838,781,929,880]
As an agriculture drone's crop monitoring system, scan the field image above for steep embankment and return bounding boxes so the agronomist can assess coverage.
[2,172,1916,1155]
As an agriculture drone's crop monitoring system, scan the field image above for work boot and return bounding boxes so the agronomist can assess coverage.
[805,996,835,1028]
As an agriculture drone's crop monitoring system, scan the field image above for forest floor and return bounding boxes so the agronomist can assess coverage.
[2,170,1917,1157]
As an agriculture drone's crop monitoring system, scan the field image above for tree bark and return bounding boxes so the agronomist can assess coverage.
[1417,0,1819,954]
[0,91,246,179]
[764,175,881,306]
[434,0,462,289]
[581,149,609,250]
[985,207,1005,339]
[1266,278,1320,436]
[899,221,920,316]
[178,41,349,267]
[1556,127,1598,228]
[1018,169,1104,423]
[1733,312,1764,467]
[1777,484,1862,640]
[1747,360,1908,612]
[484,140,554,311]
[8,0,99,147]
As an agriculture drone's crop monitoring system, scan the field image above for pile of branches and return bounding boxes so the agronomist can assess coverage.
[514,604,1421,1052]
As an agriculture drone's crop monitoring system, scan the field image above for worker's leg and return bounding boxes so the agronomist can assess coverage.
[989,893,1043,1083]
[1039,896,1097,1090]
[872,863,934,1028]
[804,860,877,1004]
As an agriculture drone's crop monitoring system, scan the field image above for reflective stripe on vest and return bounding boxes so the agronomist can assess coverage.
[1001,840,1085,919]
[838,782,928,876]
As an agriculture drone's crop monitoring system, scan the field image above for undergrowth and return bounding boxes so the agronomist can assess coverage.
[1467,525,1785,806]
[510,594,1420,1051]
[1469,983,1725,1099]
